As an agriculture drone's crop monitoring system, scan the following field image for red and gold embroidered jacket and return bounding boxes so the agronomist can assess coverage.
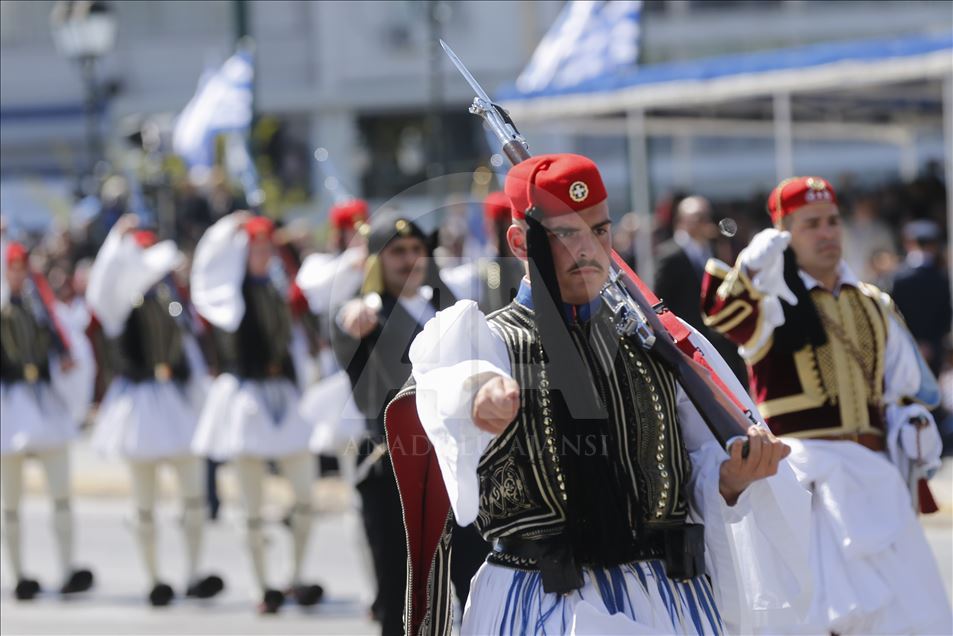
[701,259,894,439]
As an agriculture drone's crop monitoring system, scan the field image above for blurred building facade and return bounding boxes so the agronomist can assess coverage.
[1,0,951,216]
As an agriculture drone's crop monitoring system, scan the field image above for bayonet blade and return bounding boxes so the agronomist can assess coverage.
[440,39,494,105]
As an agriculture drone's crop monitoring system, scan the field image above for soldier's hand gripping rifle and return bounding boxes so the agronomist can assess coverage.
[441,40,756,452]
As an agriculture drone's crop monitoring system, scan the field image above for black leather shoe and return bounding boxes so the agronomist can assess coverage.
[288,583,324,607]
[148,582,175,607]
[60,569,94,595]
[14,578,40,601]
[257,588,284,614]
[185,574,225,599]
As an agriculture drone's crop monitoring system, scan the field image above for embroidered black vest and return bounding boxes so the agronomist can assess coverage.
[115,283,190,383]
[0,298,53,383]
[215,279,295,381]
[476,301,691,548]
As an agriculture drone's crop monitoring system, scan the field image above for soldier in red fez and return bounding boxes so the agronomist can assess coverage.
[702,176,951,633]
[389,154,808,634]
[1,240,95,601]
[329,199,369,252]
[297,198,370,324]
[190,212,323,614]
[86,215,224,607]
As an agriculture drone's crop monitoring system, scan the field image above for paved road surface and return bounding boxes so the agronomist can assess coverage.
[1,497,378,635]
[2,459,951,634]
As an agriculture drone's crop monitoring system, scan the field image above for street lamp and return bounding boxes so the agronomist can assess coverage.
[50,1,118,179]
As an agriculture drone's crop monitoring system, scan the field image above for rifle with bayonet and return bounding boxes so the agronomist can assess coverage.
[440,39,756,452]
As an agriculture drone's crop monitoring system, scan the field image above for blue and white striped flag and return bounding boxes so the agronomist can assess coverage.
[173,50,254,168]
[516,0,641,94]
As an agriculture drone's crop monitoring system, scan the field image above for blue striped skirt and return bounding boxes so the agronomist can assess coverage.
[461,559,724,635]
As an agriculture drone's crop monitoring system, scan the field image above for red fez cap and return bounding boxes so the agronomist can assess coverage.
[244,216,275,242]
[505,154,607,221]
[767,176,837,225]
[329,199,368,230]
[483,191,512,223]
[133,230,158,248]
[5,241,28,266]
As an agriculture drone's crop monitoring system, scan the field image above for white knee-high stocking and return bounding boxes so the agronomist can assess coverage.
[37,447,74,579]
[1,453,25,580]
[129,460,160,585]
[235,457,268,594]
[278,453,316,586]
[171,457,206,584]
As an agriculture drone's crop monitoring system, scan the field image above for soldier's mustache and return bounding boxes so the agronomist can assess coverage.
[568,260,603,273]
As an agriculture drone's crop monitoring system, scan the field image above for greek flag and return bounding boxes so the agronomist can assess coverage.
[172,50,254,169]
[515,0,642,94]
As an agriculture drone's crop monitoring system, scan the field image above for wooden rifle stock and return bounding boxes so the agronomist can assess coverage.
[610,253,753,447]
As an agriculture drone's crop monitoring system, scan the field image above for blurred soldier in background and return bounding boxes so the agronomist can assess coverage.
[296,198,370,355]
[86,215,224,606]
[0,241,95,601]
[332,209,489,633]
[702,176,952,634]
[189,213,323,614]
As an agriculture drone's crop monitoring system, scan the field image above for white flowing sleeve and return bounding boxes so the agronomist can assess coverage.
[86,226,181,337]
[678,390,813,633]
[190,214,248,332]
[883,312,925,473]
[295,245,366,316]
[882,312,924,405]
[675,319,813,633]
[408,299,512,525]
[872,291,944,477]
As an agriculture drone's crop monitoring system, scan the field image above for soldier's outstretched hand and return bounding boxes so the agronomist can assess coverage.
[338,297,380,340]
[472,375,520,435]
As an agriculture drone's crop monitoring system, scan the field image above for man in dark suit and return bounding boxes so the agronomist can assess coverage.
[891,220,951,377]
[655,196,748,387]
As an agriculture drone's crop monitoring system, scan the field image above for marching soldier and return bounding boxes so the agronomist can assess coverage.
[86,216,224,606]
[702,176,952,634]
[190,212,323,614]
[1,240,95,601]
[296,198,370,334]
[388,154,811,634]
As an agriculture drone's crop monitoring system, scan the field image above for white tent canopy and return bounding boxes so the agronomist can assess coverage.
[498,32,953,286]
[501,33,952,118]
